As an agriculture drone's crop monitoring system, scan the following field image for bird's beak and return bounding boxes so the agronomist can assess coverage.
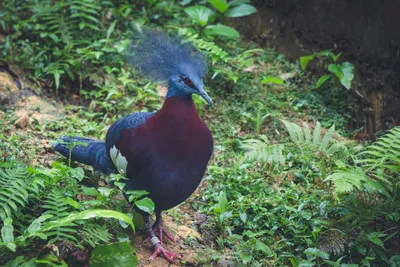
[198,87,213,107]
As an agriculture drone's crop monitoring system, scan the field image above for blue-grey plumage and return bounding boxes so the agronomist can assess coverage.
[53,30,213,263]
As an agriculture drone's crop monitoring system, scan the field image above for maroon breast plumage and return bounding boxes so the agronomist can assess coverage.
[115,96,213,211]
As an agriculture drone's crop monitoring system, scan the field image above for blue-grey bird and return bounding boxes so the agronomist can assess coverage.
[54,31,213,262]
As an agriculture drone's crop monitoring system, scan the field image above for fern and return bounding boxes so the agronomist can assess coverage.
[359,126,400,175]
[0,166,44,221]
[42,190,78,243]
[242,135,285,171]
[80,223,113,248]
[319,230,347,256]
[281,120,357,175]
[326,127,400,194]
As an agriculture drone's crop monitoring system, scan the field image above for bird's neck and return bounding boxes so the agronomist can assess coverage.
[166,83,189,99]
[162,85,197,116]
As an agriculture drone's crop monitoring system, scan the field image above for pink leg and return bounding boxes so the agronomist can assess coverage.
[153,212,177,243]
[144,214,181,263]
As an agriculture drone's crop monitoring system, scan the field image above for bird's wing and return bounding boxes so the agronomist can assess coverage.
[105,112,154,172]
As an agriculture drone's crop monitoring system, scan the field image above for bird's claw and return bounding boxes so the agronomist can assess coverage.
[149,243,181,263]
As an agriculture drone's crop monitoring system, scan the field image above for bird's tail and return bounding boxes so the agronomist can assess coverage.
[53,136,116,174]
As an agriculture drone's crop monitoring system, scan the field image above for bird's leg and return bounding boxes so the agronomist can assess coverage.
[152,211,177,243]
[144,215,181,263]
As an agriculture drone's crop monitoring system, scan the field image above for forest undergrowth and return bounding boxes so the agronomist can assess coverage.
[0,1,399,266]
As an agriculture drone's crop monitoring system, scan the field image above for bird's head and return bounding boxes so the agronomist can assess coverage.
[128,30,212,107]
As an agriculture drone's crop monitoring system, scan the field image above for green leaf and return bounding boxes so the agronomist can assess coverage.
[300,55,314,70]
[261,76,284,85]
[43,210,135,232]
[114,182,126,190]
[229,0,251,6]
[367,232,386,249]
[204,24,240,38]
[135,197,155,214]
[69,167,85,181]
[314,49,333,57]
[90,242,137,267]
[328,64,343,80]
[81,185,99,197]
[298,260,315,267]
[1,218,14,243]
[338,62,354,89]
[107,20,117,39]
[255,240,273,256]
[329,52,342,62]
[225,4,257,17]
[328,62,354,89]
[208,0,229,13]
[239,211,247,223]
[316,74,331,88]
[390,256,400,267]
[126,190,149,203]
[63,197,81,209]
[98,187,113,198]
[184,6,215,26]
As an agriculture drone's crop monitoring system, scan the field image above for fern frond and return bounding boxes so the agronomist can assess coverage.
[358,126,400,181]
[313,121,322,146]
[320,124,335,151]
[242,136,285,169]
[0,167,44,221]
[80,224,113,248]
[281,120,304,148]
[303,122,312,145]
[319,230,347,256]
[42,190,78,244]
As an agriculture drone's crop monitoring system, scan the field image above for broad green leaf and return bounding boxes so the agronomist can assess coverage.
[1,218,14,243]
[81,185,99,196]
[239,211,247,223]
[261,76,284,85]
[63,197,81,209]
[184,6,215,26]
[300,55,314,70]
[24,214,53,236]
[208,0,229,13]
[328,64,343,80]
[338,62,354,89]
[229,0,251,6]
[126,190,149,203]
[204,24,240,38]
[135,197,155,214]
[225,4,257,17]
[69,167,85,181]
[255,240,273,256]
[98,187,113,198]
[316,74,331,88]
[43,209,135,232]
[90,242,137,267]
[114,182,126,190]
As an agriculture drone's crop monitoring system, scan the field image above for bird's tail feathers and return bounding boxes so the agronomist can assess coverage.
[54,136,116,174]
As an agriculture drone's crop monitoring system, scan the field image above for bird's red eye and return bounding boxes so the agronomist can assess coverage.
[184,77,193,87]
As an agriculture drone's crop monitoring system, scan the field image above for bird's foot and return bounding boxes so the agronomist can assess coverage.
[153,222,177,243]
[149,243,181,263]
